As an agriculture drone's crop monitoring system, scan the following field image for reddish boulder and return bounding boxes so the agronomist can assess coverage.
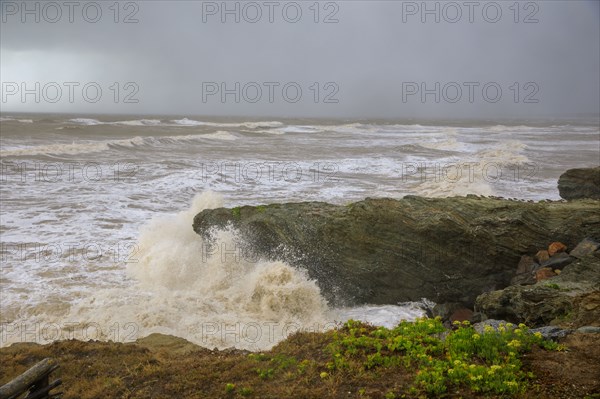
[449,307,474,323]
[536,267,557,282]
[548,242,567,256]
[535,250,550,263]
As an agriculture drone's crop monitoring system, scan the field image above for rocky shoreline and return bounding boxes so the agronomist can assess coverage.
[194,197,599,311]
[193,167,600,331]
[2,167,599,398]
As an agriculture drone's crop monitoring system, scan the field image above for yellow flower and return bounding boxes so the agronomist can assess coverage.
[472,333,480,340]
[506,322,513,328]
[469,364,476,369]
[518,323,526,329]
[320,372,329,379]
[534,332,543,339]
[514,328,522,334]
[484,325,494,333]
[453,360,461,365]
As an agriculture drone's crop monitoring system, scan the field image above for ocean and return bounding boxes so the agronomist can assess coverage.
[1,113,598,350]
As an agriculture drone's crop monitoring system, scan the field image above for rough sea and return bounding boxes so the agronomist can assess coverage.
[1,114,598,350]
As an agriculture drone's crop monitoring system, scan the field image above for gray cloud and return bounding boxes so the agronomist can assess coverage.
[1,0,599,120]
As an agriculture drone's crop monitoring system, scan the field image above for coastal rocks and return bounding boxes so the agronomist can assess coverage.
[576,326,600,334]
[540,252,574,270]
[510,240,592,286]
[535,267,556,282]
[530,326,573,340]
[511,256,538,285]
[557,166,600,200]
[430,302,475,325]
[548,241,567,256]
[570,238,600,259]
[535,250,550,263]
[193,196,600,307]
[475,255,600,328]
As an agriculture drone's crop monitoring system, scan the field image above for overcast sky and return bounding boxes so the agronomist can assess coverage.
[1,0,599,120]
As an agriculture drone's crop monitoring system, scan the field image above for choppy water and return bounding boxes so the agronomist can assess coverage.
[1,114,598,349]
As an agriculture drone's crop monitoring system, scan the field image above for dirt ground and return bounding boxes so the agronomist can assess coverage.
[1,332,598,398]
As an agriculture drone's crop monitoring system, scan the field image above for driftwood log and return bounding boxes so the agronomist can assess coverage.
[0,358,62,399]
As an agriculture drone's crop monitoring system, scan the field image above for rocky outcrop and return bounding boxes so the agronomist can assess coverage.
[558,166,600,200]
[193,196,600,307]
[475,255,600,328]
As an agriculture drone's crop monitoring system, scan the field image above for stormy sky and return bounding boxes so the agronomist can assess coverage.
[1,0,599,120]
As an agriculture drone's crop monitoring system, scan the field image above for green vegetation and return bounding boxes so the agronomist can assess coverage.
[231,207,241,219]
[325,318,563,396]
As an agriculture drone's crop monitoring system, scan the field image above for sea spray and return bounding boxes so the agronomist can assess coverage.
[1,192,331,350]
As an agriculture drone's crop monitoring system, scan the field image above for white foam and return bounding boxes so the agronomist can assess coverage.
[170,118,283,129]
[1,192,330,350]
[114,119,163,126]
[0,137,146,156]
[334,303,428,329]
[69,118,103,126]
[170,118,209,126]
[0,117,33,123]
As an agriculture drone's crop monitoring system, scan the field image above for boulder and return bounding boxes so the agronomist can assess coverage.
[530,326,573,340]
[540,252,575,270]
[576,326,600,334]
[535,267,557,282]
[548,241,567,256]
[475,256,600,328]
[193,196,600,307]
[511,255,538,285]
[570,238,600,259]
[558,166,600,200]
[431,302,474,324]
[535,250,550,263]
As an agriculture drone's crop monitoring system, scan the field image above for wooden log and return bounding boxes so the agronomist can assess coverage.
[0,358,58,399]
[24,379,62,399]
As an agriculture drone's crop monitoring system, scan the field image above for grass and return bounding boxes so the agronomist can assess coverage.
[0,318,570,398]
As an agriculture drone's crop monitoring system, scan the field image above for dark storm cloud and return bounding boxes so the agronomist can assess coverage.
[1,0,599,119]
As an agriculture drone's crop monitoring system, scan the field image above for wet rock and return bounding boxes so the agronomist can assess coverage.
[570,238,600,259]
[530,326,573,340]
[548,242,567,256]
[511,255,538,285]
[194,196,600,307]
[535,267,557,282]
[558,166,600,200]
[541,252,575,270]
[576,326,600,334]
[475,256,600,328]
